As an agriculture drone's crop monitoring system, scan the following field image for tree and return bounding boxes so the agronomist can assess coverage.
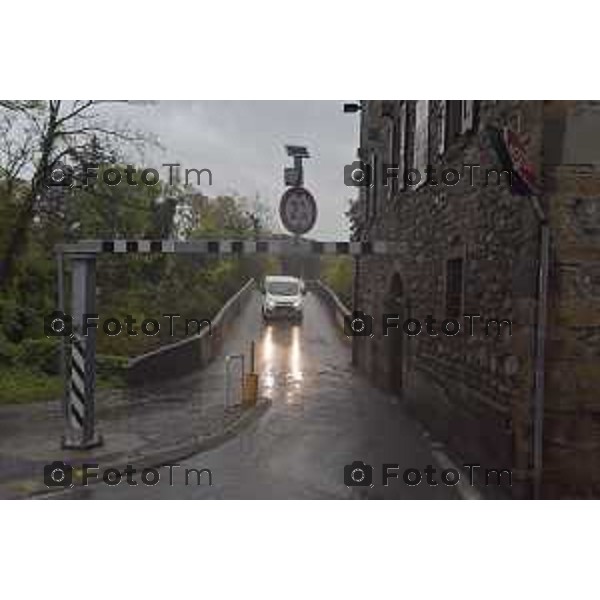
[0,100,149,289]
[246,194,274,237]
[191,195,253,238]
[66,164,162,239]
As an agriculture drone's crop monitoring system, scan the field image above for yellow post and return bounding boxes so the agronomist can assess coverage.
[242,340,259,407]
[243,373,259,407]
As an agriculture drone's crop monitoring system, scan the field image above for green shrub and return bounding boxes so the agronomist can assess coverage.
[321,256,353,307]
[96,354,128,388]
[0,331,19,367]
[0,296,24,342]
[15,337,62,375]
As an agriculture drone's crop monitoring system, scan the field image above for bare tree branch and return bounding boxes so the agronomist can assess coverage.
[0,99,156,288]
[55,100,95,127]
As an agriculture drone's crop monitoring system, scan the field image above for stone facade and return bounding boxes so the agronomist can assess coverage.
[350,100,600,498]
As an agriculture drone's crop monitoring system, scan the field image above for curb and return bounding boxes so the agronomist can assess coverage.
[3,398,271,500]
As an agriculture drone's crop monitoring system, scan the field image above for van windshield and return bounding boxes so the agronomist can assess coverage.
[267,281,299,296]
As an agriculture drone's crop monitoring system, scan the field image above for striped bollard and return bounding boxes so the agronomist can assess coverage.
[67,332,87,436]
[62,253,102,450]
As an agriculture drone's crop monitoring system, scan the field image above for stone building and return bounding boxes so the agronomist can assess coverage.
[349,100,600,498]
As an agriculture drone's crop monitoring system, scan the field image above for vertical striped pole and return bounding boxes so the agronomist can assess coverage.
[62,253,103,449]
[68,333,87,434]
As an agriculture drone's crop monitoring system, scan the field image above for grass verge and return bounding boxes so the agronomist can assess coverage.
[0,361,126,405]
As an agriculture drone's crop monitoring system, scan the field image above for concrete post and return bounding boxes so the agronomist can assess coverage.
[63,253,103,449]
[56,251,68,430]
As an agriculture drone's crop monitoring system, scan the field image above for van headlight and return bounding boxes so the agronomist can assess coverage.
[293,299,302,308]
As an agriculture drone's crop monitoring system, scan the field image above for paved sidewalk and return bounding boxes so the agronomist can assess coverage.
[0,370,269,499]
[0,291,270,499]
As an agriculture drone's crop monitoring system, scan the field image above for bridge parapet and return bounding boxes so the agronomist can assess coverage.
[127,279,256,386]
[309,280,352,341]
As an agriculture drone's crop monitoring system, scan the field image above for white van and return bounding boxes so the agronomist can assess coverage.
[262,275,303,322]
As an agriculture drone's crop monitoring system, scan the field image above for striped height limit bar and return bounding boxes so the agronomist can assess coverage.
[61,239,402,256]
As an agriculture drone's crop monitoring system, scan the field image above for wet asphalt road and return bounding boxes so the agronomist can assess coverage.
[61,291,462,499]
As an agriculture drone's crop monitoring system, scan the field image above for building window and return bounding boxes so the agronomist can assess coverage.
[364,150,378,224]
[413,100,429,187]
[443,101,463,150]
[445,258,463,318]
[386,118,397,199]
[398,103,407,190]
[438,101,447,155]
[461,100,475,133]
[372,150,378,217]
[440,101,477,153]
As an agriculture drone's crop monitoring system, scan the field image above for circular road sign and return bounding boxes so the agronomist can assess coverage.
[279,186,317,235]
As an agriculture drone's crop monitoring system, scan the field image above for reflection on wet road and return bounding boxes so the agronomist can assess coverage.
[61,291,461,499]
[261,324,304,403]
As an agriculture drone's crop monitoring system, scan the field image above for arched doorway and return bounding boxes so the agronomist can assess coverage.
[384,272,405,395]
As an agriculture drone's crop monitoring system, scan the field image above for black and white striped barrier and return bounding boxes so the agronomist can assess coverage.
[59,252,103,451]
[59,239,402,256]
[68,333,87,434]
[61,328,102,450]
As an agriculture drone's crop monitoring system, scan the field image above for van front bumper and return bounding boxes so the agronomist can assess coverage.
[264,305,302,320]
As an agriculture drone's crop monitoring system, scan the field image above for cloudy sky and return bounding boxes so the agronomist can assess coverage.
[119,101,359,241]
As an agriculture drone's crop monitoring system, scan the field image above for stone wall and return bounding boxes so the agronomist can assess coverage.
[353,99,600,497]
[541,103,600,496]
[353,101,547,496]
